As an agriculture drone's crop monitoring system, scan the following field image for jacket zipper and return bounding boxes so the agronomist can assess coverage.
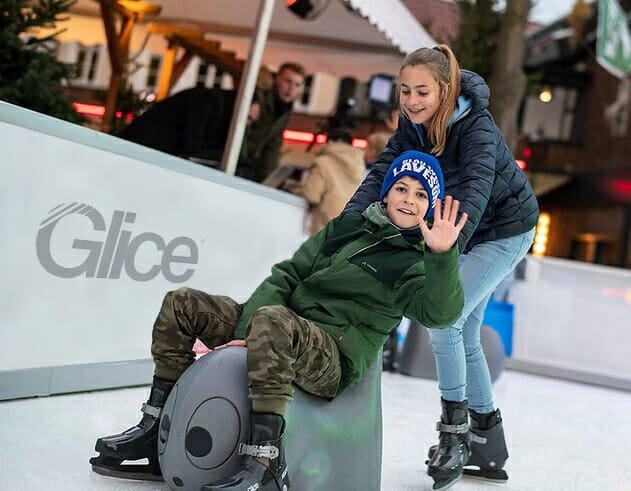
[347,234,400,260]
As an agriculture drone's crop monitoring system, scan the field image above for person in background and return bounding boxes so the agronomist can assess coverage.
[241,62,306,183]
[118,62,304,179]
[385,107,400,133]
[364,132,391,173]
[345,44,538,489]
[284,129,365,235]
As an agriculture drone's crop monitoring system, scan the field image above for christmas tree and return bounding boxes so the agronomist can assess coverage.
[0,0,80,122]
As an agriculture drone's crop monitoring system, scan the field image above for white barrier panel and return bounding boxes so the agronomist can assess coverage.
[0,102,309,399]
[508,255,631,390]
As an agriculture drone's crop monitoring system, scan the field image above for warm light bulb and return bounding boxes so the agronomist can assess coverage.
[533,243,546,255]
[539,87,553,103]
[538,214,550,226]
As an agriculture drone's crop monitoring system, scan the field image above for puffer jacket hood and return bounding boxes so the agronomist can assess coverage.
[459,69,490,113]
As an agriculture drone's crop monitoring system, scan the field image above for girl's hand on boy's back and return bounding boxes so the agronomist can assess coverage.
[418,196,468,253]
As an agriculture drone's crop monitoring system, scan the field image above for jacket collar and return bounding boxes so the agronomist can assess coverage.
[362,202,424,248]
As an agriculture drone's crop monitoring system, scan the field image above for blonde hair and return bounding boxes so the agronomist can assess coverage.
[398,44,461,156]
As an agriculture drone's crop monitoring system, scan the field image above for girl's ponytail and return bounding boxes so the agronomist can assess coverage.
[399,44,461,156]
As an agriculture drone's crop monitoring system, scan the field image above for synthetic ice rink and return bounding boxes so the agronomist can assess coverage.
[1,368,630,491]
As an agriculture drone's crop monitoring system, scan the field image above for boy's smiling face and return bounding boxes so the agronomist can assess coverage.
[383,175,430,228]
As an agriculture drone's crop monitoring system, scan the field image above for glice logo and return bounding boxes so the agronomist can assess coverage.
[36,203,199,282]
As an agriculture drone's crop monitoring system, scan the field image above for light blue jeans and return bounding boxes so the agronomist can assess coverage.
[426,228,535,413]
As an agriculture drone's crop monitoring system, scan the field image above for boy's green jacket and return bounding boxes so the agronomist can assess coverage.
[234,202,464,392]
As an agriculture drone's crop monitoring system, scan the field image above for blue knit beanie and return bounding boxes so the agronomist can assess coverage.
[379,150,444,217]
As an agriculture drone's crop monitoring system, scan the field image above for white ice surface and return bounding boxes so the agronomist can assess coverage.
[1,369,630,491]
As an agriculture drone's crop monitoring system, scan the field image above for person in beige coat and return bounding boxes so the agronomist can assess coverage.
[286,131,366,235]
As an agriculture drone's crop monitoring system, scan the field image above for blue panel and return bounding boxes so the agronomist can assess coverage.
[482,300,514,356]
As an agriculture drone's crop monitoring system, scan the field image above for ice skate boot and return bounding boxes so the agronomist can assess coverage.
[89,376,174,481]
[426,399,471,490]
[202,411,290,491]
[464,408,509,483]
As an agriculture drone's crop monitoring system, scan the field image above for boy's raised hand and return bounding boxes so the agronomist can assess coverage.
[418,196,468,253]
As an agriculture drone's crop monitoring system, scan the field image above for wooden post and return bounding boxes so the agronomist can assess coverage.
[103,71,122,132]
[98,0,161,132]
[156,41,177,101]
[171,50,194,89]
[100,0,122,132]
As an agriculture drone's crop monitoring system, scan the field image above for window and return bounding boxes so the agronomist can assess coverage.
[146,56,161,89]
[521,86,580,142]
[74,48,87,79]
[197,63,208,87]
[87,50,99,81]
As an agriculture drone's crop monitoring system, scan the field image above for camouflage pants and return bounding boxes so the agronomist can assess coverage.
[151,288,341,407]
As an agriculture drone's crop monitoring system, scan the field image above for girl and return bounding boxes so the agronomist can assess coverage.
[345,45,539,489]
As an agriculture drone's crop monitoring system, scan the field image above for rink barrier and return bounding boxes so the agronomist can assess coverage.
[0,359,154,400]
[508,255,631,392]
[0,101,309,401]
[505,359,631,392]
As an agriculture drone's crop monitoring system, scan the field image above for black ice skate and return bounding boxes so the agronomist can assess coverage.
[202,411,290,491]
[89,377,174,481]
[463,408,509,483]
[426,399,471,490]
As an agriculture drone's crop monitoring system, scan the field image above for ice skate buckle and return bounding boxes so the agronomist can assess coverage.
[469,433,488,444]
[238,442,279,459]
[141,403,161,418]
[436,422,469,434]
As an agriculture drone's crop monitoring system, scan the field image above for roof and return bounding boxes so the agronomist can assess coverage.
[69,0,436,79]
[400,0,460,44]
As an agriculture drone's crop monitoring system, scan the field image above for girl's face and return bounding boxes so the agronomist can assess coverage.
[399,65,442,126]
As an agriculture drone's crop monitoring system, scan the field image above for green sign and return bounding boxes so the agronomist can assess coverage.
[597,0,631,78]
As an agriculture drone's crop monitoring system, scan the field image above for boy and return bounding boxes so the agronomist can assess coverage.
[90,150,467,491]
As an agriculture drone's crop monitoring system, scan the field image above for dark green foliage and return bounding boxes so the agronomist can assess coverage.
[453,0,501,79]
[110,77,153,135]
[0,0,80,122]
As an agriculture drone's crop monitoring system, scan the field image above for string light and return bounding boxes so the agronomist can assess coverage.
[533,213,550,257]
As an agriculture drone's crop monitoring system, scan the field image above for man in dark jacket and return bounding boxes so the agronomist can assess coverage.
[241,62,305,182]
[119,63,305,178]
